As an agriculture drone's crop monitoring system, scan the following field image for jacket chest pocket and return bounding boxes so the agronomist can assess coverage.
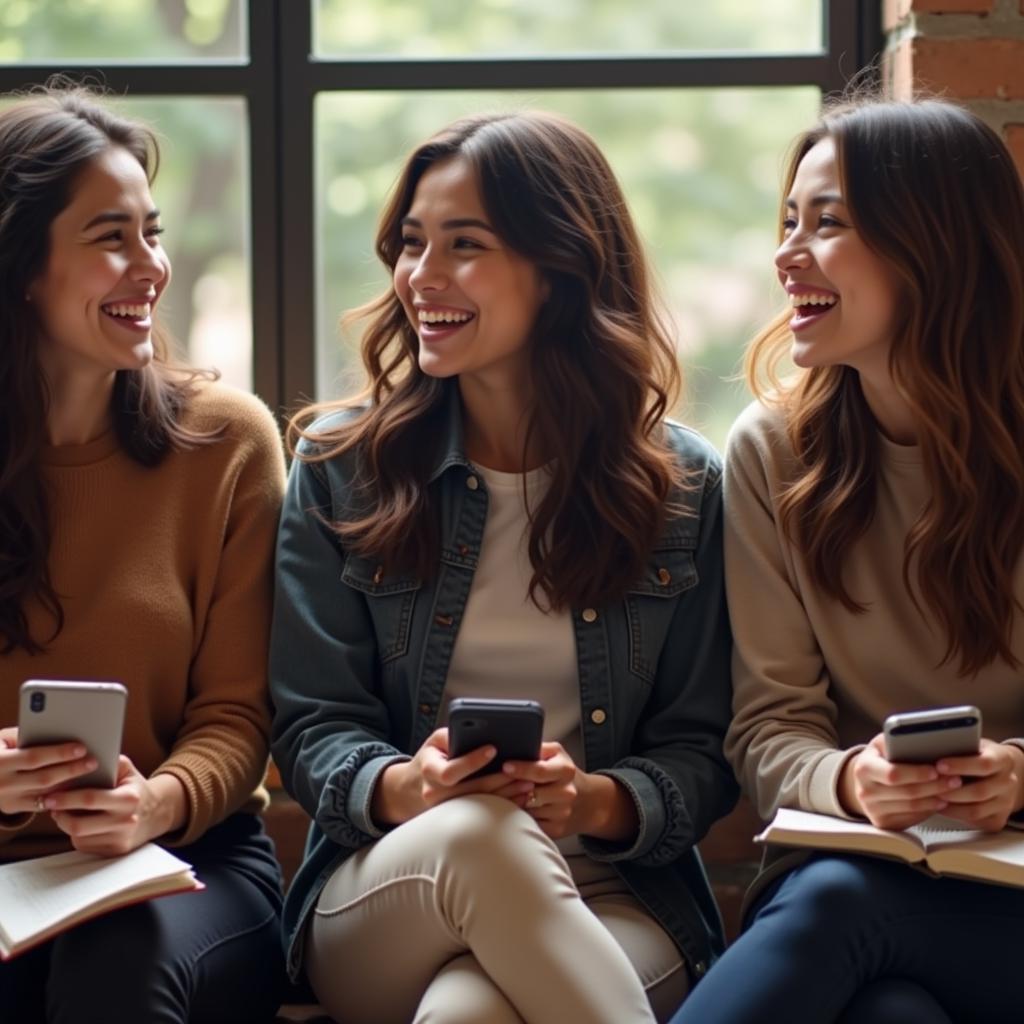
[625,544,698,685]
[341,556,421,663]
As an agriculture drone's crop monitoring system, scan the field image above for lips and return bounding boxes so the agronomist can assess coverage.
[415,305,475,342]
[786,286,838,332]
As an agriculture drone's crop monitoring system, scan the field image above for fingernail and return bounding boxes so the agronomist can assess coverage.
[502,763,515,774]
[73,746,87,757]
[946,776,961,789]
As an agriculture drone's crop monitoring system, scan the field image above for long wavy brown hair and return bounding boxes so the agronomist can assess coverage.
[0,82,218,655]
[749,97,1024,675]
[291,111,685,610]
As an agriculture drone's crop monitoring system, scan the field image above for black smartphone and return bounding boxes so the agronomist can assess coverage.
[883,705,981,764]
[447,698,545,779]
[18,680,127,789]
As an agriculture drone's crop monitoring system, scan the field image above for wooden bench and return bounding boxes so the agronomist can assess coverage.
[263,776,764,1022]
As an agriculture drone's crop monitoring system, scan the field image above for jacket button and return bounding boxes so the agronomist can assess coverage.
[590,708,607,725]
[657,567,671,586]
[466,475,479,491]
[693,960,707,978]
[372,565,384,584]
[581,608,598,623]
[434,613,454,627]
[419,703,433,716]
[458,544,469,556]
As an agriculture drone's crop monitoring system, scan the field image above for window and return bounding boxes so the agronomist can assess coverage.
[1,0,882,448]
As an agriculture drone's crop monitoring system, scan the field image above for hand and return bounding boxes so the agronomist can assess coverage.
[45,756,188,856]
[933,740,1024,832]
[0,727,97,816]
[838,734,963,830]
[502,742,638,842]
[371,729,535,828]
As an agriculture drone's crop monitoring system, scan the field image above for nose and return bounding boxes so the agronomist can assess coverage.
[407,245,447,293]
[774,231,810,274]
[129,238,168,286]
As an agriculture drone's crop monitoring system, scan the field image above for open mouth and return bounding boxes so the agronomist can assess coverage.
[417,308,475,339]
[789,292,837,330]
[101,301,153,328]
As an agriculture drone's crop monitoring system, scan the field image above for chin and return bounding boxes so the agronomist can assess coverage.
[416,353,457,380]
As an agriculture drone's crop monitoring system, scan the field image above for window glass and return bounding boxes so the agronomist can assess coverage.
[316,87,820,451]
[0,0,247,63]
[314,0,822,58]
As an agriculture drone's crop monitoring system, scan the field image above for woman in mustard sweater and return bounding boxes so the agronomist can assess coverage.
[673,97,1024,1023]
[0,85,287,1022]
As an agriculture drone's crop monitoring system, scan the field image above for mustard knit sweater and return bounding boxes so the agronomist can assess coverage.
[1,382,286,859]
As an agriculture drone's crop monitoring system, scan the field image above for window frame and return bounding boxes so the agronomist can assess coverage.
[0,0,883,416]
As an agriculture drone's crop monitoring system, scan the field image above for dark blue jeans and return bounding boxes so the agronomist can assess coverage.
[672,853,1024,1024]
[0,813,285,1024]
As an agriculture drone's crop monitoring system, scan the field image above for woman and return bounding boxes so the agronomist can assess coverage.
[0,85,287,1022]
[673,97,1024,1023]
[270,110,737,1024]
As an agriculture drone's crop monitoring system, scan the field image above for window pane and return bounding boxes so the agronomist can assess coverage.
[0,0,247,63]
[314,0,822,58]
[119,98,251,389]
[315,88,820,451]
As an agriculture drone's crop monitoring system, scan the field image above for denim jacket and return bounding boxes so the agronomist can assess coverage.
[270,388,737,982]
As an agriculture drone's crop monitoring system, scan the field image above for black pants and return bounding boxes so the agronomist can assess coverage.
[0,814,286,1024]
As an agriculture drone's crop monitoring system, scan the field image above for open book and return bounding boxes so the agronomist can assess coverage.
[756,808,1024,889]
[0,842,202,959]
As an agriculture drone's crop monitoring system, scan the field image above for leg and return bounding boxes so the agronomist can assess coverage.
[306,794,654,1024]
[586,892,689,1023]
[839,979,953,1024]
[0,942,48,1024]
[415,954,524,1024]
[672,854,1024,1024]
[46,814,284,1024]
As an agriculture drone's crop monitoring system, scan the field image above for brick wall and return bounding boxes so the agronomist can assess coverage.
[883,0,1024,177]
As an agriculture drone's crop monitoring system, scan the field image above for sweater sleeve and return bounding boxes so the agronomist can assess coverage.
[153,397,286,845]
[723,403,862,822]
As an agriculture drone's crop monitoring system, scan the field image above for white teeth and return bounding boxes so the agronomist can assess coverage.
[418,309,473,324]
[103,302,151,319]
[790,293,837,308]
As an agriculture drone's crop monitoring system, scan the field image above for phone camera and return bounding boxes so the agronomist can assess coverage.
[29,691,46,713]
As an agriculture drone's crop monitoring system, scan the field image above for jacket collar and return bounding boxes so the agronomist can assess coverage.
[426,381,474,483]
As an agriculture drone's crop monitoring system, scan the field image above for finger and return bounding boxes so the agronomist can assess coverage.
[53,809,138,838]
[864,795,949,819]
[488,780,535,801]
[937,754,1000,778]
[13,743,91,772]
[16,756,99,798]
[939,799,1010,829]
[942,777,1012,805]
[863,776,961,803]
[501,759,574,784]
[428,745,497,786]
[43,784,136,815]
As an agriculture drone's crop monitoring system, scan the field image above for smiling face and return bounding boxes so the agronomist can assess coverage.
[393,156,548,396]
[776,137,900,381]
[28,145,170,389]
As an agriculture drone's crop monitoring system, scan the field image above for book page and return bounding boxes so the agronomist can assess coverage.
[906,815,985,850]
[926,828,1024,888]
[757,808,924,861]
[0,844,195,948]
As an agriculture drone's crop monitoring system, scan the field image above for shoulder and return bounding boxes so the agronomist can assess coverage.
[182,379,284,470]
[291,404,365,461]
[663,419,722,485]
[725,398,793,471]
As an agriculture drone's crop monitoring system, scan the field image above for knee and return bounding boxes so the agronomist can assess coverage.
[422,794,559,884]
[762,856,881,932]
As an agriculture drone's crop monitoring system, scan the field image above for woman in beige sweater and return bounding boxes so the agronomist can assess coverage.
[673,97,1024,1023]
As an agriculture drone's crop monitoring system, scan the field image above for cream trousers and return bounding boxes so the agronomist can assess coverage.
[306,794,689,1024]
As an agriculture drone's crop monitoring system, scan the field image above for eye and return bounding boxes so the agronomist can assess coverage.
[781,217,797,234]
[95,230,123,244]
[400,233,424,249]
[453,236,485,250]
[145,226,165,240]
[818,215,842,229]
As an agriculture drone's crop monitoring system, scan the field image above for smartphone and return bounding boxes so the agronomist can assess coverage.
[447,698,545,779]
[883,705,981,764]
[18,680,127,790]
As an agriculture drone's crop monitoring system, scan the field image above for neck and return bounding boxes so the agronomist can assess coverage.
[44,370,116,446]
[858,370,916,446]
[458,377,543,472]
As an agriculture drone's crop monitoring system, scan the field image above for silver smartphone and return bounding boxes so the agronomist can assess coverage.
[18,680,127,790]
[448,698,545,779]
[883,705,981,764]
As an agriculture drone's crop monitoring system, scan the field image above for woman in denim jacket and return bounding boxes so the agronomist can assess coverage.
[270,110,737,1024]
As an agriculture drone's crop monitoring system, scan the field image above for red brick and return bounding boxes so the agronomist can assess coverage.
[912,38,1024,99]
[1006,125,1024,182]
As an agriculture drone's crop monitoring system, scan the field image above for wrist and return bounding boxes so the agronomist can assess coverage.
[1005,743,1024,815]
[148,774,188,837]
[581,773,638,843]
[372,762,414,827]
[837,755,865,818]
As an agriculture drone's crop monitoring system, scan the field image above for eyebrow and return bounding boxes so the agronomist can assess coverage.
[401,215,496,233]
[784,193,845,209]
[82,209,161,231]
